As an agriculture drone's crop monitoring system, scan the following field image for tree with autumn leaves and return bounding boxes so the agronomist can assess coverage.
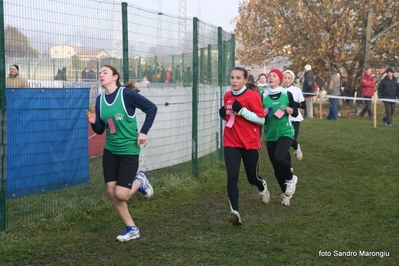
[5,26,38,58]
[234,0,399,93]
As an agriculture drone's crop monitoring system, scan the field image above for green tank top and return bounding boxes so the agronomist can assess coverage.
[100,87,140,155]
[263,91,295,142]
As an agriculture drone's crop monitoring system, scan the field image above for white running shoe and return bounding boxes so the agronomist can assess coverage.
[293,144,303,161]
[135,171,154,199]
[116,226,140,242]
[259,180,270,204]
[285,175,298,196]
[228,210,242,226]
[281,193,292,206]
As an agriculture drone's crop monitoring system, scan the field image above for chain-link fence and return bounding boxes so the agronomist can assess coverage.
[0,0,234,229]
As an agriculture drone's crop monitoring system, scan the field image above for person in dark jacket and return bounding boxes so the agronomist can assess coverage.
[173,65,181,85]
[378,67,399,127]
[54,69,63,80]
[182,67,193,87]
[326,70,341,121]
[359,67,377,119]
[61,67,67,81]
[302,64,315,118]
[87,67,97,80]
[82,68,89,80]
[247,69,255,83]
[160,66,166,83]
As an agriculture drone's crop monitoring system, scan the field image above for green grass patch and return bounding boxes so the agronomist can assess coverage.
[1,114,398,265]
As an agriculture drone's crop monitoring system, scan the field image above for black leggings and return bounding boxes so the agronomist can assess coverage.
[383,102,395,125]
[224,147,264,212]
[266,137,293,193]
[286,121,300,166]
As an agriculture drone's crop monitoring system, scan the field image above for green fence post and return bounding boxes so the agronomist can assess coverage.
[122,2,129,84]
[231,34,235,72]
[218,27,223,161]
[74,58,78,81]
[223,40,227,85]
[207,44,212,85]
[200,47,205,84]
[53,59,56,79]
[96,59,100,77]
[182,53,185,84]
[138,57,142,79]
[28,60,31,80]
[154,56,158,82]
[192,17,199,177]
[0,0,7,230]
[171,55,175,82]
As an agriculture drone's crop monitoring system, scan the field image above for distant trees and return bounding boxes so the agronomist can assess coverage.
[234,0,399,93]
[5,26,38,58]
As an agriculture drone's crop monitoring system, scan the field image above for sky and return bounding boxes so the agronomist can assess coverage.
[128,0,239,33]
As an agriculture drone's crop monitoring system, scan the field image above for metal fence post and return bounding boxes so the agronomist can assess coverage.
[122,2,129,84]
[0,0,6,231]
[207,44,212,85]
[192,17,199,177]
[218,27,223,161]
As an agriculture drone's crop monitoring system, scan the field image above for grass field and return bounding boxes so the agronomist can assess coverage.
[1,107,398,265]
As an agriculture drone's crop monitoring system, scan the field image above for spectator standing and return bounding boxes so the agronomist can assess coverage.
[6,64,29,88]
[82,68,89,81]
[247,69,255,83]
[143,65,153,83]
[61,67,67,81]
[173,65,181,85]
[87,67,97,80]
[154,63,161,82]
[183,67,193,87]
[302,64,315,118]
[337,73,347,117]
[378,67,398,127]
[219,67,270,226]
[142,76,150,88]
[359,67,376,119]
[54,69,64,80]
[326,70,341,121]
[137,66,143,80]
[129,66,136,80]
[166,67,172,83]
[160,66,166,83]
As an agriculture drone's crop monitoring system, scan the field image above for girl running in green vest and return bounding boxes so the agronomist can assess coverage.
[263,69,299,206]
[86,65,157,241]
[257,73,270,95]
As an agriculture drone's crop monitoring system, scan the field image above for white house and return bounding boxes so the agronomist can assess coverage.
[76,48,110,61]
[50,45,75,58]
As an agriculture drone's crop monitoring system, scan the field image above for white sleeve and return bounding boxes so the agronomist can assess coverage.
[239,108,265,125]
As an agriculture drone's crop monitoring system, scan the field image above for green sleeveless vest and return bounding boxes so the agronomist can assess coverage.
[263,91,295,142]
[100,87,140,155]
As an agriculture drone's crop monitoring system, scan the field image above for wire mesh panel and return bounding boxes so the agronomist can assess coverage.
[1,0,234,227]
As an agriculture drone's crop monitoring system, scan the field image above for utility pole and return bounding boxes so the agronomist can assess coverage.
[157,0,162,54]
[364,0,373,69]
[178,0,186,54]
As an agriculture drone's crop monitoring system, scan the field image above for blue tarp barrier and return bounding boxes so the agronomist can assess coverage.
[6,88,90,198]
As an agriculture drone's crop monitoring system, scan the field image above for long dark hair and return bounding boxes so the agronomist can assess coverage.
[102,65,121,87]
[232,67,248,79]
[102,65,140,92]
[246,82,257,91]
